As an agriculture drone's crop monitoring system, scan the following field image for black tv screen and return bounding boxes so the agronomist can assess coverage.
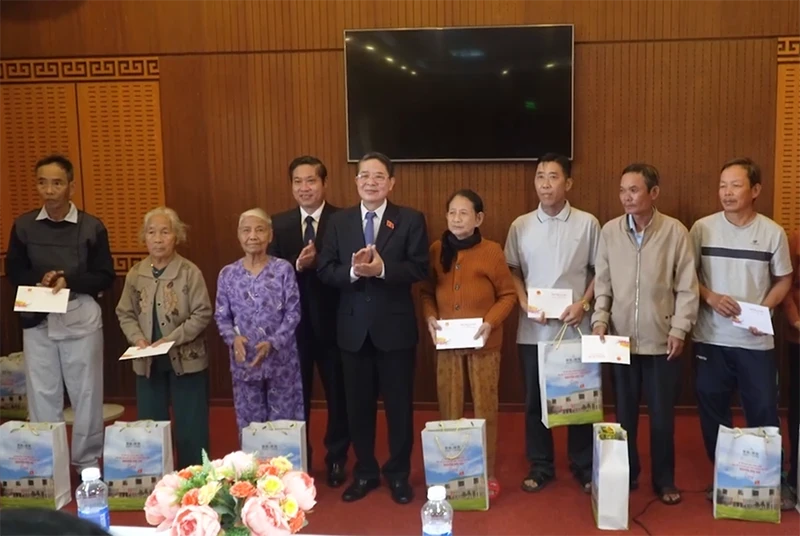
[344,25,574,162]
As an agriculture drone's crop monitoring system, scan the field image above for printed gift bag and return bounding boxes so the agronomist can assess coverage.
[421,419,489,511]
[0,421,71,509]
[538,325,603,428]
[713,425,781,524]
[241,420,308,472]
[0,352,27,419]
[591,423,629,530]
[103,420,174,511]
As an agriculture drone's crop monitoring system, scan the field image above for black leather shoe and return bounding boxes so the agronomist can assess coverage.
[389,479,414,504]
[341,478,379,502]
[327,462,347,488]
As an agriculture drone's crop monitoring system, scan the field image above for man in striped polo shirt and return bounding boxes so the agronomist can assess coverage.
[691,157,793,508]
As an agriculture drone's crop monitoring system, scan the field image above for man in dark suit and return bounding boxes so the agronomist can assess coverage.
[318,152,429,504]
[268,156,350,487]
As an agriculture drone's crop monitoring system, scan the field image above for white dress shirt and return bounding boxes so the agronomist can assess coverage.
[36,202,78,224]
[350,200,387,282]
[296,202,325,271]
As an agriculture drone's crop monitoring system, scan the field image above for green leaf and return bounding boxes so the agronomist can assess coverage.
[223,526,251,536]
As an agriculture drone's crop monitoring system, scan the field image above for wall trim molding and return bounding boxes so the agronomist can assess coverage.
[777,36,800,63]
[0,57,159,83]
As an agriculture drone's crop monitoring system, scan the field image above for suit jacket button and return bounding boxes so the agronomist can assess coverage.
[365,296,371,302]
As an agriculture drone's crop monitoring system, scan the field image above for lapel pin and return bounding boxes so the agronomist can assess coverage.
[386,220,395,229]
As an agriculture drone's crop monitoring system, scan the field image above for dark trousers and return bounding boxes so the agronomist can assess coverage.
[341,335,415,481]
[612,354,680,492]
[519,344,593,481]
[787,343,799,487]
[136,358,210,468]
[695,343,779,463]
[297,330,350,468]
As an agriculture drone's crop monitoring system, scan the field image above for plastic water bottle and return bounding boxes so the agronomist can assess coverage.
[421,485,453,536]
[76,467,110,531]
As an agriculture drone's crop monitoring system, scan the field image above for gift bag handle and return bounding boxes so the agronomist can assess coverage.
[553,323,584,349]
[434,434,470,460]
[10,423,53,436]
[731,427,773,442]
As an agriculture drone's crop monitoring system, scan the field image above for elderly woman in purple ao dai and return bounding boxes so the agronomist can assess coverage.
[214,208,304,435]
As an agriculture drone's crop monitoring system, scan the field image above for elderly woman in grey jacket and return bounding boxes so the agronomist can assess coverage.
[115,206,212,467]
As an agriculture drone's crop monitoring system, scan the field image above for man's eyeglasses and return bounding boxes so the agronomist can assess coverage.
[356,172,389,183]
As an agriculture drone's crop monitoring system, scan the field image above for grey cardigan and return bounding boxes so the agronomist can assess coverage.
[116,254,212,377]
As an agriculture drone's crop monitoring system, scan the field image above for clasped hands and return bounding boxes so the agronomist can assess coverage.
[232,335,271,367]
[352,245,383,278]
[38,270,67,294]
[296,241,317,271]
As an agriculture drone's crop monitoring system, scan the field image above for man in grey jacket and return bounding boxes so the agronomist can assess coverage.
[591,163,699,506]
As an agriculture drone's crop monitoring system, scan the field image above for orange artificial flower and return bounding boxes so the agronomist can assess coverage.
[178,469,194,480]
[288,510,306,533]
[256,464,279,478]
[181,488,200,506]
[230,481,256,499]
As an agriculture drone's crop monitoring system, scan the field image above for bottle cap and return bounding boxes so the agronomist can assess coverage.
[427,485,446,501]
[81,467,101,482]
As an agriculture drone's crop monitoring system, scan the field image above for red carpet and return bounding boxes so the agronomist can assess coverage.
[59,407,798,535]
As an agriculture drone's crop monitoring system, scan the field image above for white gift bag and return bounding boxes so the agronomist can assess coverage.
[538,325,603,428]
[242,420,307,472]
[591,423,629,530]
[0,421,71,509]
[713,425,781,524]
[421,419,489,511]
[0,352,27,418]
[103,421,174,510]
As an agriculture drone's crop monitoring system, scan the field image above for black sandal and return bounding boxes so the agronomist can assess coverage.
[521,471,552,493]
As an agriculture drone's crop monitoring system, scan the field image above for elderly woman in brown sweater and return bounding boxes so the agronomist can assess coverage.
[116,206,212,467]
[420,189,516,499]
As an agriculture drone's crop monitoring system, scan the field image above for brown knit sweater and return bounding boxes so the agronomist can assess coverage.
[420,237,517,351]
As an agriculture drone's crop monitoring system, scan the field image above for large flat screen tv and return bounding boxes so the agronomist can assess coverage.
[344,24,574,162]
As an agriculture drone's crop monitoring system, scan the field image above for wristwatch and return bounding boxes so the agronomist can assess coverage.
[580,299,591,312]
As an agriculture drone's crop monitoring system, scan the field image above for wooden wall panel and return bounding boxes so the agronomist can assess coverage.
[0,83,83,260]
[774,37,800,232]
[1,0,798,58]
[77,82,166,273]
[152,36,779,408]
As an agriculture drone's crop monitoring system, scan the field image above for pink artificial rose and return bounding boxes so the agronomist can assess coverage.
[222,451,256,477]
[169,505,221,536]
[282,471,316,511]
[145,474,183,530]
[211,459,224,469]
[241,496,292,536]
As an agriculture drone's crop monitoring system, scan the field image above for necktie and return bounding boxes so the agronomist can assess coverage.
[303,215,315,244]
[364,211,376,245]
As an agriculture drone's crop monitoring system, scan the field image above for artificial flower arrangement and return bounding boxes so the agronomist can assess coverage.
[144,450,316,536]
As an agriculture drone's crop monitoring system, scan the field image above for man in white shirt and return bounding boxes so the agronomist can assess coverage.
[504,153,600,494]
[690,157,793,508]
[268,156,350,488]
